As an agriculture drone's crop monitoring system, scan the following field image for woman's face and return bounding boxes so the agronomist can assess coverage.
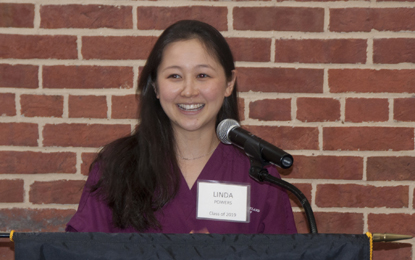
[156,38,236,135]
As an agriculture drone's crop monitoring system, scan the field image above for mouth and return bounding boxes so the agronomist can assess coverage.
[177,103,205,112]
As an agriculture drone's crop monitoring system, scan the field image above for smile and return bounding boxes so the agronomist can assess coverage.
[177,103,205,111]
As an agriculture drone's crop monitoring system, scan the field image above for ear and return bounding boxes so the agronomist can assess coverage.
[224,70,237,97]
[152,83,159,99]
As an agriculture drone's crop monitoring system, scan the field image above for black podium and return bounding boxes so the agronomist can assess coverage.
[12,232,371,260]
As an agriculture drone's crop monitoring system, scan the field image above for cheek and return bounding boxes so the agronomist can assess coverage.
[158,90,174,101]
[202,84,229,101]
[157,91,176,117]
[157,83,181,101]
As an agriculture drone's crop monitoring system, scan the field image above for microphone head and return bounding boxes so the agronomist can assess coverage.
[216,119,240,144]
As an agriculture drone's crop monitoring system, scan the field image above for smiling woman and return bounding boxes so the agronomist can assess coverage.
[156,39,237,188]
[156,39,235,135]
[65,20,297,235]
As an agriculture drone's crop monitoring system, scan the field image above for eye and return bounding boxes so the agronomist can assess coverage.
[197,74,210,79]
[168,74,181,79]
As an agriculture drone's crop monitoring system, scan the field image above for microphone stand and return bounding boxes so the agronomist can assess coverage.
[243,137,318,234]
[249,157,318,234]
[240,134,412,239]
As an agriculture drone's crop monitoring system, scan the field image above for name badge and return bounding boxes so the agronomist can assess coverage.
[196,180,250,223]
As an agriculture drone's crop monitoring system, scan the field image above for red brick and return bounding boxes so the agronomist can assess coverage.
[40,5,132,29]
[20,94,63,118]
[287,183,312,208]
[330,8,415,32]
[367,157,415,181]
[137,6,227,31]
[394,98,415,122]
[227,38,271,62]
[316,184,408,208]
[0,64,38,89]
[345,98,389,122]
[297,97,340,122]
[369,213,415,236]
[238,97,245,121]
[323,127,414,151]
[0,123,38,146]
[43,123,131,147]
[69,95,107,118]
[295,212,363,234]
[244,125,319,150]
[111,95,139,119]
[82,36,158,60]
[234,7,324,32]
[329,69,415,93]
[0,3,34,28]
[30,180,85,204]
[43,65,133,89]
[0,34,77,59]
[286,0,369,2]
[0,208,75,232]
[0,179,24,202]
[275,39,367,63]
[0,238,14,260]
[374,38,415,64]
[0,151,76,174]
[249,99,291,121]
[378,0,415,2]
[238,67,323,93]
[293,212,309,233]
[81,152,97,175]
[0,93,15,116]
[280,155,363,180]
[373,243,412,260]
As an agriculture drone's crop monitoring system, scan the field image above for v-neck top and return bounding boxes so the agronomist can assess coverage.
[66,143,297,234]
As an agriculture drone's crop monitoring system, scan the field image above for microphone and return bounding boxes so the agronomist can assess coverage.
[216,119,293,169]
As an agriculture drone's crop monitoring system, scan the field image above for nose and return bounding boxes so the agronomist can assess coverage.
[180,78,199,97]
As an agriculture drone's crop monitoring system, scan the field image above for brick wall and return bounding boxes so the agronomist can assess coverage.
[1,1,414,259]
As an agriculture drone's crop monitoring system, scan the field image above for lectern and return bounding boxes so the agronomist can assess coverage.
[10,232,371,260]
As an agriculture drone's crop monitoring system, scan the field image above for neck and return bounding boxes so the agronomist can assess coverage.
[174,128,220,161]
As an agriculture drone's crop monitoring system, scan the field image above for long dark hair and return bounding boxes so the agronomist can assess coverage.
[92,20,240,231]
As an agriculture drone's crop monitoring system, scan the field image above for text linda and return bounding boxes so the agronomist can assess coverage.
[213,192,233,198]
[213,191,233,205]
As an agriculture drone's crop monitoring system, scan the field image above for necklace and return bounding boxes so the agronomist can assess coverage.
[179,147,216,161]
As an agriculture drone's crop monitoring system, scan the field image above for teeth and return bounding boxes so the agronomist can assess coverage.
[178,104,204,111]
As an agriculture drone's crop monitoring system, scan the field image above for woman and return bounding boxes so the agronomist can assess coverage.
[66,20,297,234]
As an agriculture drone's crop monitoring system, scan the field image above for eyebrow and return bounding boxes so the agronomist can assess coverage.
[161,64,215,72]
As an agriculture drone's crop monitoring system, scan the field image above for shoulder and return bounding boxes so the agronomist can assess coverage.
[217,143,249,163]
[217,143,281,178]
[85,163,102,187]
[96,134,140,177]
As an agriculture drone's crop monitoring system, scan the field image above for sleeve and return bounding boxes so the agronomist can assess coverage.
[259,166,297,234]
[65,165,119,233]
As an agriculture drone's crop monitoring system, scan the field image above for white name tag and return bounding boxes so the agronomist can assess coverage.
[196,181,250,223]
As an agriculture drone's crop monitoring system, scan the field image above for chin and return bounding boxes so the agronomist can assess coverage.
[175,120,214,133]
[180,124,203,132]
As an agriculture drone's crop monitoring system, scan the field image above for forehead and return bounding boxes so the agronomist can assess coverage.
[160,38,220,65]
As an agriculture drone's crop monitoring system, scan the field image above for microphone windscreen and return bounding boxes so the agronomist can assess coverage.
[216,119,240,144]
